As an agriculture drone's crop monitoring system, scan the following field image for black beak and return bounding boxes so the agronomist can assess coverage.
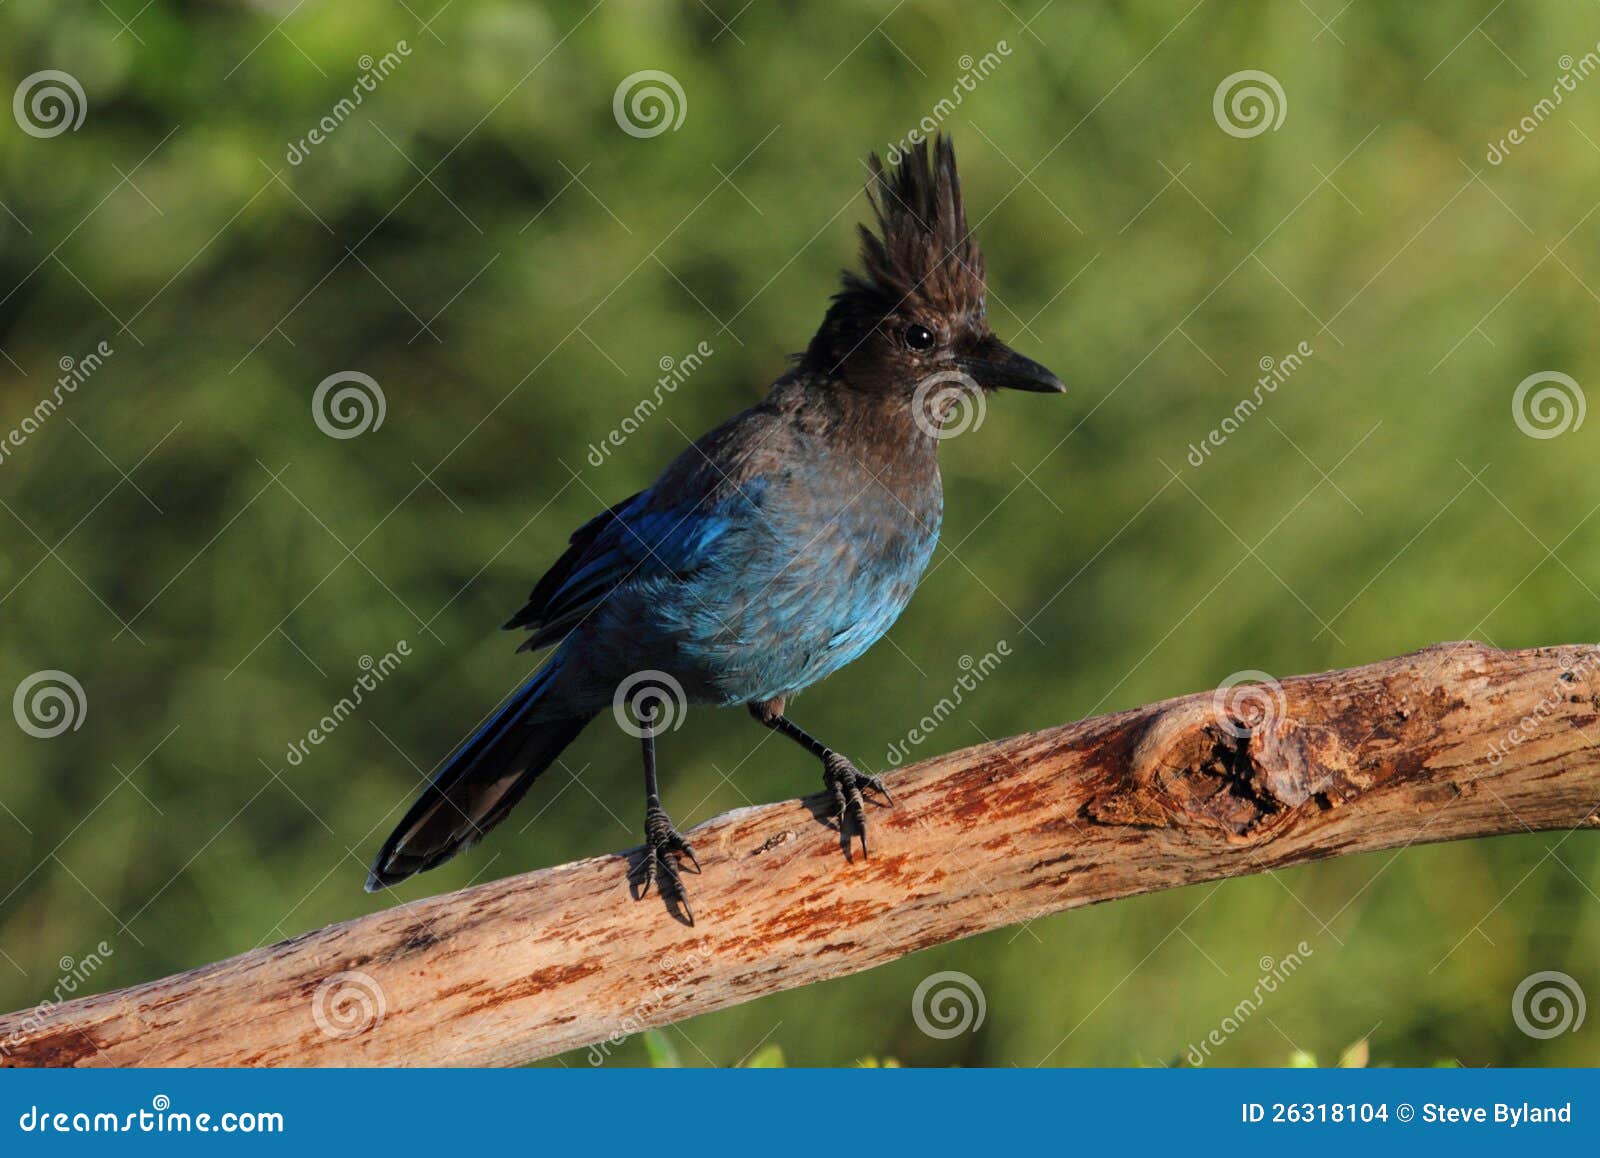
[956,337,1065,394]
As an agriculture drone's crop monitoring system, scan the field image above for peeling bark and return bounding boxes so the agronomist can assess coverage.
[2,641,1597,1067]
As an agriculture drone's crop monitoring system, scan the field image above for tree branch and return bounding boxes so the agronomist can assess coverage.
[3,641,1598,1067]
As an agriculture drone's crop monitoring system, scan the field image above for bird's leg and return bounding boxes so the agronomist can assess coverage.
[636,704,699,914]
[748,698,892,856]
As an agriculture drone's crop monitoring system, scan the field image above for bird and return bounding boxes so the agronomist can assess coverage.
[366,135,1063,917]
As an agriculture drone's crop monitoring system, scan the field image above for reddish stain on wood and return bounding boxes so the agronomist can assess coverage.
[1,642,1597,1068]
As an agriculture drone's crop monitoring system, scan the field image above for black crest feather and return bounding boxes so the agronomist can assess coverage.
[850,135,985,316]
[800,135,987,374]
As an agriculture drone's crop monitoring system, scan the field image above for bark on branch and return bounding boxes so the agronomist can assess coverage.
[4,641,1598,1067]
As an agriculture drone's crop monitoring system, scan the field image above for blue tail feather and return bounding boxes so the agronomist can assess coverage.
[366,669,592,890]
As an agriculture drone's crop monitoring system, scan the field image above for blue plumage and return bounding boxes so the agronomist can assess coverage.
[368,136,1063,910]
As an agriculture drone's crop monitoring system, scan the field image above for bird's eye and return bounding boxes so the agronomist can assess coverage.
[903,324,936,351]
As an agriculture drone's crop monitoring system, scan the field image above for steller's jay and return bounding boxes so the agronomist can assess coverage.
[367,136,1063,916]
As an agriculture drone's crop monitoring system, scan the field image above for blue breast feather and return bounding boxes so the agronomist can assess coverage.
[526,469,941,710]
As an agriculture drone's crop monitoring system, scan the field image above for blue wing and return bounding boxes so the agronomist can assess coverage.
[503,487,740,651]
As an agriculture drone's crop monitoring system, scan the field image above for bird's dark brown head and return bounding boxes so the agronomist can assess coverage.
[800,135,1063,402]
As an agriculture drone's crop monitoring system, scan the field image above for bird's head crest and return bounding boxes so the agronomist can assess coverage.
[799,135,1062,403]
[801,137,988,380]
[851,136,986,319]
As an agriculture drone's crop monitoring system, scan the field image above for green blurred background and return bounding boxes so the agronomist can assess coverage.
[2,0,1598,1067]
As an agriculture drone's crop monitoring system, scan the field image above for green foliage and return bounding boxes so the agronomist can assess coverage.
[640,1031,893,1068]
[1286,1040,1371,1068]
[2,1,1597,1067]
[643,1030,683,1069]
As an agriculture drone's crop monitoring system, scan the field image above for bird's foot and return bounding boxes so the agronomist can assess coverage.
[633,802,700,920]
[823,752,893,857]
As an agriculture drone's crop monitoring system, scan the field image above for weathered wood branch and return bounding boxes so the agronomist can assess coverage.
[4,641,1598,1067]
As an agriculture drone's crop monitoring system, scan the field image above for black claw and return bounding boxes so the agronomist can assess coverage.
[635,805,699,913]
[822,754,889,858]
